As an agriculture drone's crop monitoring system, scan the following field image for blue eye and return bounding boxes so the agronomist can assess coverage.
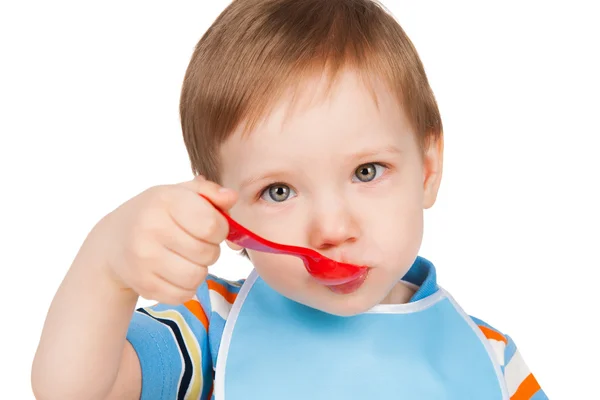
[353,163,386,182]
[260,184,296,202]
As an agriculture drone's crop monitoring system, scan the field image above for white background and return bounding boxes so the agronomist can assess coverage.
[1,0,599,398]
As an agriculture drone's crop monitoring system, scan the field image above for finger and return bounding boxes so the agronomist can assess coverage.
[152,249,209,291]
[162,223,221,266]
[168,188,230,244]
[179,175,238,211]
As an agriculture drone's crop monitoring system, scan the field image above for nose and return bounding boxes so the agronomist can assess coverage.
[307,196,360,251]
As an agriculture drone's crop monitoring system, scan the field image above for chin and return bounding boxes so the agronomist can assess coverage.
[310,293,380,317]
[255,260,402,317]
[314,267,407,316]
[305,278,389,317]
[277,279,376,317]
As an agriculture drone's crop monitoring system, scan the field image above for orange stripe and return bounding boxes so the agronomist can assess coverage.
[511,373,541,400]
[183,298,209,332]
[478,325,507,344]
[207,280,238,304]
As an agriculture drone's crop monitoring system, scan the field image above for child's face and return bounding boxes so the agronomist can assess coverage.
[220,69,442,316]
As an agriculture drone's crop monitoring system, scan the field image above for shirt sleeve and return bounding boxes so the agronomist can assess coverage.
[126,285,213,400]
[503,334,548,399]
[472,316,548,399]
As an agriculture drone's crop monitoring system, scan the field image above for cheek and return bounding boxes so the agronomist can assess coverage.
[368,184,424,267]
[247,251,310,293]
[243,206,303,246]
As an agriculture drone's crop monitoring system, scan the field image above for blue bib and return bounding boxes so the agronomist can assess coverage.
[214,257,509,399]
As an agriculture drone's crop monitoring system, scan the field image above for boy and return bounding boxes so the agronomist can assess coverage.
[32,0,547,399]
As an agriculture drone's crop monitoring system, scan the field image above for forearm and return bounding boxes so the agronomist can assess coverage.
[32,226,139,400]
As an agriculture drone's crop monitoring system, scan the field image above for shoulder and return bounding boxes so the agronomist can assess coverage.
[206,273,246,291]
[469,316,546,399]
[199,274,247,368]
[196,273,246,320]
[470,316,511,365]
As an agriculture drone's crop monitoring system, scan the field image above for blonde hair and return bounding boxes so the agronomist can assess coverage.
[180,0,442,182]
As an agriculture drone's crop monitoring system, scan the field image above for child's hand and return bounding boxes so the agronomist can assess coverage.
[95,175,237,304]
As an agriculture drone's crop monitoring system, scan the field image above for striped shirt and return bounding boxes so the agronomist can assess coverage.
[126,273,547,399]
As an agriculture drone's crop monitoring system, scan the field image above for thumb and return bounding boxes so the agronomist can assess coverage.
[181,175,238,211]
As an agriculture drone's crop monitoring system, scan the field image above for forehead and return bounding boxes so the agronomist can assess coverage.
[219,69,414,180]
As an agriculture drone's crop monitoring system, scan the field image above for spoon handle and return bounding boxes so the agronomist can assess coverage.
[198,194,319,260]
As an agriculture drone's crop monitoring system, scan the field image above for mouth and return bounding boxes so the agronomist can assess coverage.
[325,268,369,294]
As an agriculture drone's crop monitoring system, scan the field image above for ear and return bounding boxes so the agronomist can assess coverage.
[226,240,243,251]
[422,134,444,209]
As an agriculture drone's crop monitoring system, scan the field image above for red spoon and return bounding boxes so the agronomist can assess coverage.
[200,195,368,286]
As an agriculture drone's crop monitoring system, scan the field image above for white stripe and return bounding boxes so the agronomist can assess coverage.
[209,288,233,321]
[504,349,531,396]
[487,339,506,366]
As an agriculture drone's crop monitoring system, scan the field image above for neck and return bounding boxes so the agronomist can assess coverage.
[379,281,416,305]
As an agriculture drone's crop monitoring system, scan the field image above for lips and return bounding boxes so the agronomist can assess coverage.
[325,268,369,294]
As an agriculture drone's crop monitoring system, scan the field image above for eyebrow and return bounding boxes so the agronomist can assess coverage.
[350,144,403,160]
[238,170,292,191]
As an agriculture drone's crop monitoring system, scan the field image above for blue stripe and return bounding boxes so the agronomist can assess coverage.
[200,334,214,400]
[126,311,183,400]
[209,311,228,368]
[197,280,213,319]
[504,334,518,365]
[530,388,549,399]
[470,316,498,332]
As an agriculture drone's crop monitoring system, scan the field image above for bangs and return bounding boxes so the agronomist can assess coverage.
[180,0,442,180]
